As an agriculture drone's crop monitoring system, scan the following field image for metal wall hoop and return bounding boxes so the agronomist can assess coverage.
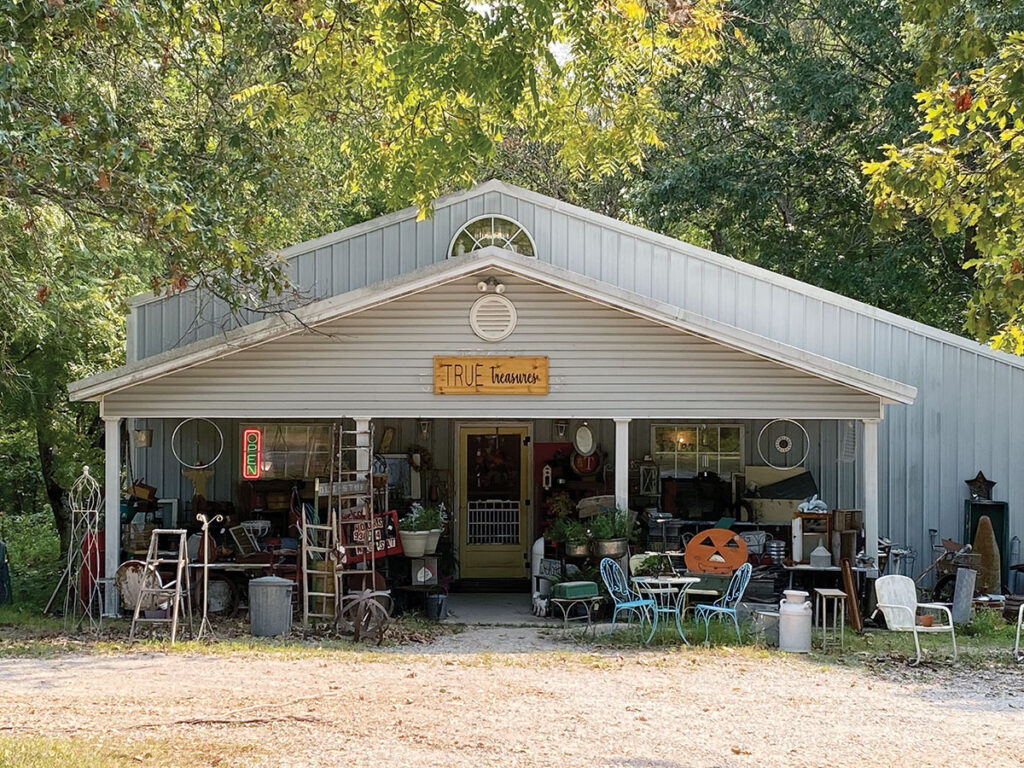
[757,419,810,470]
[170,418,224,469]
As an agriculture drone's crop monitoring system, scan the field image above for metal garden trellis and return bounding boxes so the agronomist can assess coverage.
[46,466,105,631]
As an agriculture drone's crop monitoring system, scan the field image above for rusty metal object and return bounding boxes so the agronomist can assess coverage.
[840,558,862,633]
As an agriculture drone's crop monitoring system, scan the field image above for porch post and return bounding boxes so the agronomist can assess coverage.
[103,415,121,616]
[613,418,631,511]
[861,418,879,572]
[354,417,371,474]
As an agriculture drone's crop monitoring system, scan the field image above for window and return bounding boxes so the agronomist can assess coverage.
[449,215,536,258]
[651,424,744,478]
[242,423,333,480]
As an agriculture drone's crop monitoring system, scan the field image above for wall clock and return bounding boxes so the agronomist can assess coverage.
[570,449,602,477]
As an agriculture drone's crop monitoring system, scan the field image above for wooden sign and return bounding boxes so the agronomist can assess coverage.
[433,356,548,395]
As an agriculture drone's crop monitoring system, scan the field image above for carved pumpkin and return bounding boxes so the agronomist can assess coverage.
[684,528,748,574]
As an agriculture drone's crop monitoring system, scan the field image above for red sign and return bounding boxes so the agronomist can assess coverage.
[340,510,403,564]
[242,428,262,479]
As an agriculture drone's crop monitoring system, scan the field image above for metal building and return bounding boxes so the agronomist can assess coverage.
[70,180,1020,609]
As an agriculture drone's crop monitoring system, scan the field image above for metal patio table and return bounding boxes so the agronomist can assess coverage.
[632,575,701,644]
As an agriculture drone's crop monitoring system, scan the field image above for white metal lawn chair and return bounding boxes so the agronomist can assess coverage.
[874,574,957,665]
[1014,603,1023,662]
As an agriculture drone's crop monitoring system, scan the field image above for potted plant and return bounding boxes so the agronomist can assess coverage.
[414,502,446,555]
[545,516,590,557]
[398,508,429,558]
[589,507,637,559]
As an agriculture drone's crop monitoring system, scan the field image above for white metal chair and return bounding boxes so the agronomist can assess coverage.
[1014,603,1023,662]
[874,574,957,665]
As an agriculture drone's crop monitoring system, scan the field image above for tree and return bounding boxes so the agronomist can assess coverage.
[1,0,728,546]
[865,5,1024,351]
[621,0,975,333]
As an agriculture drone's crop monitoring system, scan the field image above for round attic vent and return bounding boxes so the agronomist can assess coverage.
[470,294,518,341]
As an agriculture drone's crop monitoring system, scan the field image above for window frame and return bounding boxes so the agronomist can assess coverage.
[447,214,537,259]
[650,423,745,478]
[240,422,333,481]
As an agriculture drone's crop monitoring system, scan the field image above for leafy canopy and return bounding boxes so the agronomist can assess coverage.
[628,0,973,332]
[865,5,1024,350]
[0,0,727,549]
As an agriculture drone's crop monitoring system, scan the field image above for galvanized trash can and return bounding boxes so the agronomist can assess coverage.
[249,576,293,637]
[425,589,448,620]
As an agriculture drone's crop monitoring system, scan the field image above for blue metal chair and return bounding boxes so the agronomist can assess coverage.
[599,557,657,644]
[694,562,753,644]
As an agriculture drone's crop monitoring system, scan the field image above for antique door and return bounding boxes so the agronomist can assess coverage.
[458,425,531,579]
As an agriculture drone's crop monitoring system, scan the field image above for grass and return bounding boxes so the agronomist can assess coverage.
[577,608,1021,669]
[0,736,261,768]
[0,610,458,659]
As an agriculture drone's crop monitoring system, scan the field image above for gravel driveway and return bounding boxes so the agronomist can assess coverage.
[0,627,1021,767]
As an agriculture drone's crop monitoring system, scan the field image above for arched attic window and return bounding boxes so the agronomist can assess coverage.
[449,215,536,259]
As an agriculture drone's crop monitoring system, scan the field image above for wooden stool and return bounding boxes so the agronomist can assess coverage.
[814,587,847,651]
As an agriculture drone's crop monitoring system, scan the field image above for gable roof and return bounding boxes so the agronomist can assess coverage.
[71,247,916,406]
[128,178,1024,374]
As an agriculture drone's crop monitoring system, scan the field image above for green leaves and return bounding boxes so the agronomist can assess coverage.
[629,0,973,334]
[865,32,1024,350]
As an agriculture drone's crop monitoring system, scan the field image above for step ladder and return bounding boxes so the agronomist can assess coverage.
[129,529,193,643]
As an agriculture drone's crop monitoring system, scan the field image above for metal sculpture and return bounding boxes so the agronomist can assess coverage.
[46,466,104,630]
[757,418,810,470]
[195,512,224,640]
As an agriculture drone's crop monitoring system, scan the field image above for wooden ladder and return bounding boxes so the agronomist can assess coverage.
[129,529,193,643]
[301,488,337,625]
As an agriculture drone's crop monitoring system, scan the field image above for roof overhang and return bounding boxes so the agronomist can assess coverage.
[70,247,917,407]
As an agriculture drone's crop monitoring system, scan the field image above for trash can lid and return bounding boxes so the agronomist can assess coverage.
[249,576,293,586]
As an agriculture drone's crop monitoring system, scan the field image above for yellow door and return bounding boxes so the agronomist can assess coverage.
[458,425,530,579]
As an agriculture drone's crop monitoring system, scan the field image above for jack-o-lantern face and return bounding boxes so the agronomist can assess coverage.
[684,528,748,574]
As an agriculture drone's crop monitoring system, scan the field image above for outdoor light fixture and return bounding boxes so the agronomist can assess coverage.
[476,276,505,293]
[134,429,153,448]
[419,419,431,439]
[555,420,567,438]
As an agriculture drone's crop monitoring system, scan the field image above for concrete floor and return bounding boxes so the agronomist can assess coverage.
[446,592,558,626]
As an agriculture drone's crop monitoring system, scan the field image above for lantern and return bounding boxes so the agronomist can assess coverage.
[639,455,660,497]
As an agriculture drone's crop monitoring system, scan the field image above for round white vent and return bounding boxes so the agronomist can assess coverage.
[470,294,517,341]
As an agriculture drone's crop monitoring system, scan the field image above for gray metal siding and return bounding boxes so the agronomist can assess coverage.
[106,276,881,421]
[124,183,1024,575]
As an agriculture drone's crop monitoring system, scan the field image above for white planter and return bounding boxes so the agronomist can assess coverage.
[400,530,429,558]
[425,529,442,555]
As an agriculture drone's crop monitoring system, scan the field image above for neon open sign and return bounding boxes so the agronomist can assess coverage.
[242,428,262,479]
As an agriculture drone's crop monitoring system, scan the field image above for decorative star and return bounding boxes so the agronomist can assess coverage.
[965,471,996,500]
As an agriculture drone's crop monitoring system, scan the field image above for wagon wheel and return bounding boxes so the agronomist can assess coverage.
[337,590,392,644]
[115,561,163,612]
[932,574,958,603]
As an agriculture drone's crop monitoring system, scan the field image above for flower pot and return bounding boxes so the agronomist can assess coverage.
[400,530,429,558]
[425,528,442,555]
[564,541,590,558]
[591,538,629,559]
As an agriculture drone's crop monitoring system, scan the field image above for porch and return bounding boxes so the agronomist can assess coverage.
[69,249,912,619]
[94,414,884,618]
